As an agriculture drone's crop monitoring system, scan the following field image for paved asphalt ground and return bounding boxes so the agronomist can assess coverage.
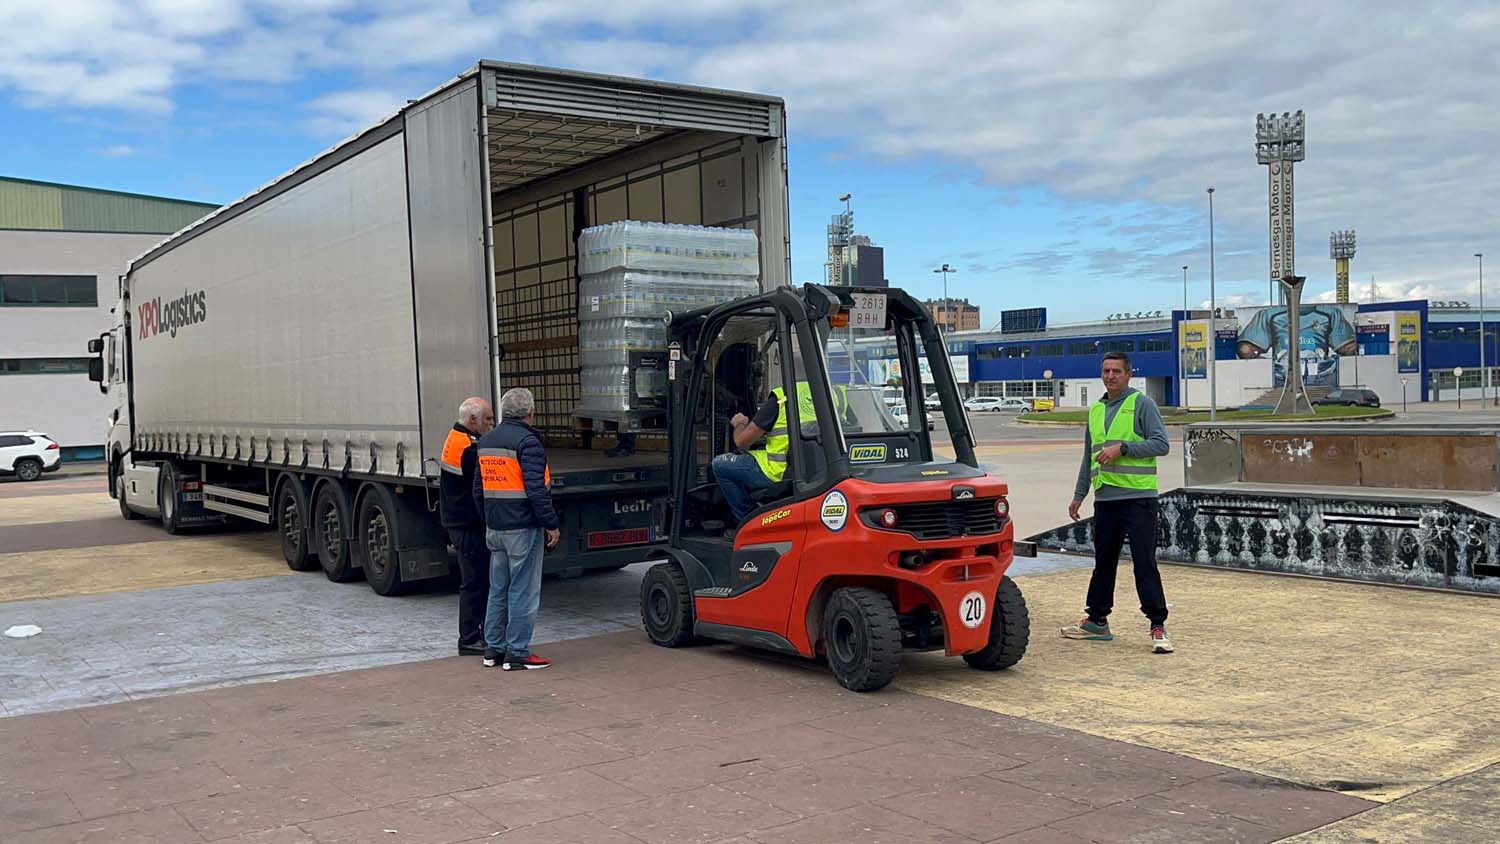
[2,425,1498,842]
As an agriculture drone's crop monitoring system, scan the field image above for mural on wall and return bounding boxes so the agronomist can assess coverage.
[1236,303,1356,387]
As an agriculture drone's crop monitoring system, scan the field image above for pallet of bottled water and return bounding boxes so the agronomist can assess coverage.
[578,221,760,277]
[579,270,759,322]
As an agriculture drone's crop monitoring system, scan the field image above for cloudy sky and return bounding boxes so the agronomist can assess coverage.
[3,0,1496,323]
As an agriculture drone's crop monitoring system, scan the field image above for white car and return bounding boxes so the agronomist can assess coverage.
[890,404,935,431]
[965,396,1032,413]
[925,393,942,411]
[0,430,62,482]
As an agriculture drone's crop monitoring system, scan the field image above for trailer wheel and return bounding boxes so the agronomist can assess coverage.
[158,463,183,535]
[640,562,695,647]
[963,576,1031,671]
[312,482,362,583]
[356,484,407,596]
[823,587,902,692]
[115,464,139,520]
[274,476,318,572]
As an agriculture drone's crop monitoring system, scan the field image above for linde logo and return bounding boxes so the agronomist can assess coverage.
[138,290,207,341]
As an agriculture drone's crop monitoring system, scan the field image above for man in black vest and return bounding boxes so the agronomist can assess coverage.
[439,397,494,656]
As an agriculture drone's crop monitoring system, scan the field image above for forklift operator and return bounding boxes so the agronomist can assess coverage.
[712,378,850,528]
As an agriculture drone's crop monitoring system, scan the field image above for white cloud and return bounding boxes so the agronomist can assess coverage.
[304,88,405,136]
[98,144,136,157]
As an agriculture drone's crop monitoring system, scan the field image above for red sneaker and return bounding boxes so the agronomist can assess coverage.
[502,653,551,671]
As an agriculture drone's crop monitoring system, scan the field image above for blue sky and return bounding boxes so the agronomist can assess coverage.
[3,1,1495,322]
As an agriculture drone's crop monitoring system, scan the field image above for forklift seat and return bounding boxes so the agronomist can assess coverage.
[750,479,793,504]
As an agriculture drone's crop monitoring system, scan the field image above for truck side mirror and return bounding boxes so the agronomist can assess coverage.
[88,338,103,354]
[88,358,105,383]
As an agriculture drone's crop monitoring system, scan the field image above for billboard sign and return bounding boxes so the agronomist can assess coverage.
[1001,307,1047,334]
[878,355,971,385]
[1396,312,1421,373]
[1235,303,1356,387]
[1179,320,1208,379]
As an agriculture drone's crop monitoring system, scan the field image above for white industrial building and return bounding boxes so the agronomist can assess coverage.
[0,177,215,459]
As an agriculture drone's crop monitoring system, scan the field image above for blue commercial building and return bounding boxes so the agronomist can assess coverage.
[843,298,1498,409]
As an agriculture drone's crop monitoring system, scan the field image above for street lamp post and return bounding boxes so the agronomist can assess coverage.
[1478,253,1488,406]
[1207,188,1218,421]
[1180,264,1188,408]
[933,264,956,330]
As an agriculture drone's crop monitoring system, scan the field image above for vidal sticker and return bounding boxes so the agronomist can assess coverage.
[820,490,849,531]
[849,443,888,464]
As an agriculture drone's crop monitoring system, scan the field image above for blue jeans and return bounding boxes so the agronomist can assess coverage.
[483,527,546,657]
[711,452,773,522]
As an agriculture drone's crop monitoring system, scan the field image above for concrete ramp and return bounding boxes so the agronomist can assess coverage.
[1031,421,1500,595]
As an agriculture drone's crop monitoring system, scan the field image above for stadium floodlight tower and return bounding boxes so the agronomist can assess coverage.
[1257,110,1314,415]
[1331,229,1356,305]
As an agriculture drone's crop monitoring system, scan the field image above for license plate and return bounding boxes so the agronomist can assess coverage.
[183,492,203,502]
[587,528,652,549]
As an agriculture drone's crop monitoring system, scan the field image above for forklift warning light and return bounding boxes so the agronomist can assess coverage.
[831,310,850,328]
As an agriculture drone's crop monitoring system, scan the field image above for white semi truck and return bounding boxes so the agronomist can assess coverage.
[89,61,790,595]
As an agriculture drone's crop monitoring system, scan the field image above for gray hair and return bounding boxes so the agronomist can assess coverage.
[498,387,535,420]
[457,396,489,425]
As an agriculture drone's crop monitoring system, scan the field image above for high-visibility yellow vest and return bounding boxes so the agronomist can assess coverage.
[751,383,847,482]
[1088,392,1157,491]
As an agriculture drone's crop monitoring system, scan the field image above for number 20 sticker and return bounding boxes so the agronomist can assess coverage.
[959,591,987,629]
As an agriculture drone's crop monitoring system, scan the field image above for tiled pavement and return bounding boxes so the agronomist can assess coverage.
[0,631,1373,844]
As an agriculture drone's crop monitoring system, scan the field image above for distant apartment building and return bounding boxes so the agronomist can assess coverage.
[927,297,981,332]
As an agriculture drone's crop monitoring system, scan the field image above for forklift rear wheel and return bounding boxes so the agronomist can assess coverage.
[640,562,695,647]
[823,587,902,692]
[963,576,1030,671]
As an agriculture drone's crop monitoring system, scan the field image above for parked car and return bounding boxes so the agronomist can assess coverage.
[1320,389,1386,410]
[890,403,935,431]
[996,397,1033,413]
[964,396,1009,412]
[925,392,942,411]
[0,431,62,481]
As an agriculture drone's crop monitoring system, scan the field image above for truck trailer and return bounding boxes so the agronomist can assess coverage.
[91,61,790,594]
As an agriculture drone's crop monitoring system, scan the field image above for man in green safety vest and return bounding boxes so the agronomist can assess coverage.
[1063,351,1175,653]
[712,380,848,531]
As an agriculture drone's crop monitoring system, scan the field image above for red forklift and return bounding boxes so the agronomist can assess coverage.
[640,284,1031,691]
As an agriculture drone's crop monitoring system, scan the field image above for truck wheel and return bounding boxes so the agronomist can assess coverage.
[14,458,43,482]
[963,576,1031,671]
[823,587,902,692]
[640,562,695,647]
[356,484,407,596]
[158,463,183,535]
[312,482,362,583]
[275,477,318,572]
[116,466,139,520]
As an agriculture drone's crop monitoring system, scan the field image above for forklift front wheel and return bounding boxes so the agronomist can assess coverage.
[823,587,902,692]
[640,562,696,647]
[962,575,1031,671]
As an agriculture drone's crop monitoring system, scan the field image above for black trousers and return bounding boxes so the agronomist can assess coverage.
[1088,497,1169,626]
[449,526,490,646]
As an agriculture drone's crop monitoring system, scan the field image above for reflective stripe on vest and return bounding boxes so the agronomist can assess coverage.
[440,429,474,475]
[1087,392,1158,491]
[478,447,551,499]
